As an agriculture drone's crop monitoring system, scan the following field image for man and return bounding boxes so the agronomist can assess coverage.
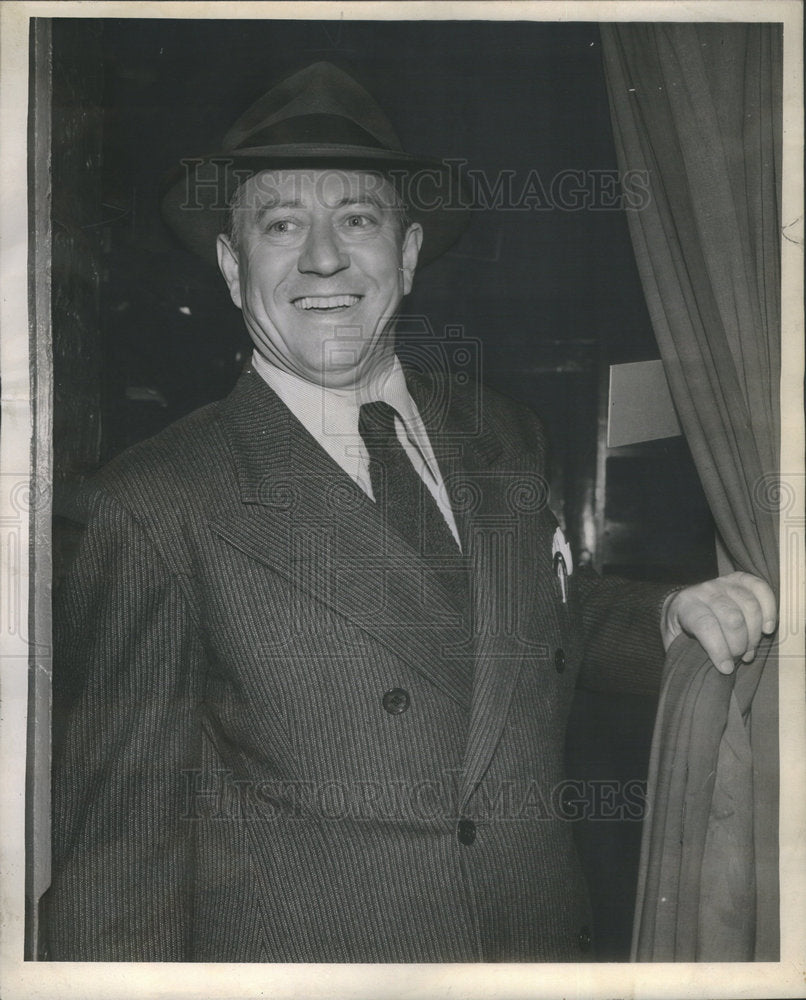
[43,62,775,962]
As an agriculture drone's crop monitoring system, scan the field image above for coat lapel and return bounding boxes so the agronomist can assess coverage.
[405,371,540,808]
[210,368,474,709]
[459,518,536,809]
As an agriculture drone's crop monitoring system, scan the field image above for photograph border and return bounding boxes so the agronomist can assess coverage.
[1,2,803,998]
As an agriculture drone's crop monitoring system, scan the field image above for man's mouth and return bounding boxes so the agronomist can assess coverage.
[292,294,362,312]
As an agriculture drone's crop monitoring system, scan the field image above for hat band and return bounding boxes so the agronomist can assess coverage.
[232,114,395,152]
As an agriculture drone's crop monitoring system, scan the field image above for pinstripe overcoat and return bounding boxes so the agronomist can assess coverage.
[43,365,670,962]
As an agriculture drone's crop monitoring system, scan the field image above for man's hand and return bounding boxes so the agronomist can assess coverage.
[661,571,777,674]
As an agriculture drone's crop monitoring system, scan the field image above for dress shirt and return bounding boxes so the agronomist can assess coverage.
[251,351,461,548]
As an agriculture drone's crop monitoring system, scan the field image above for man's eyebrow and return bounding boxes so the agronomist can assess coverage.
[251,194,393,223]
[254,198,303,220]
[332,195,389,209]
[335,192,395,212]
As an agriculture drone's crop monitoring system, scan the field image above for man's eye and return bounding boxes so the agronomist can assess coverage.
[266,219,298,235]
[345,214,373,228]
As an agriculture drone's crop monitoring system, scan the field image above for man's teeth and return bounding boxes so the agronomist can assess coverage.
[293,295,361,311]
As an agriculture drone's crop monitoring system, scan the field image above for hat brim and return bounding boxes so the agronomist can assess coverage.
[160,145,471,267]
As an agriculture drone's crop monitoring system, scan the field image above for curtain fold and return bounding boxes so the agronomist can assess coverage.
[600,22,782,961]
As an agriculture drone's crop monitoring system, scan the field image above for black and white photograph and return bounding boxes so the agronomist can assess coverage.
[0,2,803,998]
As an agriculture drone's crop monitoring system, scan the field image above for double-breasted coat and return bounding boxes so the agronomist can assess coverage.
[43,366,669,962]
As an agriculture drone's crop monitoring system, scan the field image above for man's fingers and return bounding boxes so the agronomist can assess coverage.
[724,583,764,661]
[713,596,751,659]
[663,572,778,673]
[679,599,738,674]
[722,572,777,659]
[733,572,777,634]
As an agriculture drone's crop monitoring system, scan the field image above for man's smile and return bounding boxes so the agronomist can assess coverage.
[291,294,363,312]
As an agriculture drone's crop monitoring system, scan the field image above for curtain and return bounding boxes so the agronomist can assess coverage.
[600,23,782,960]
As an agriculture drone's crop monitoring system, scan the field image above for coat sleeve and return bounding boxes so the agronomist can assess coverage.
[42,489,203,961]
[573,566,676,698]
[509,394,675,700]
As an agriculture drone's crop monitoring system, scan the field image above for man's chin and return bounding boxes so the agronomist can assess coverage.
[312,366,375,390]
[307,355,392,390]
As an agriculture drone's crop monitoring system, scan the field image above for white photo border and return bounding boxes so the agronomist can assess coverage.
[1,2,803,998]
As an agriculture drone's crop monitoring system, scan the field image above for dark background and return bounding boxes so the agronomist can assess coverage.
[49,16,718,960]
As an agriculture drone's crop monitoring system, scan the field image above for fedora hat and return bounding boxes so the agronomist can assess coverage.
[160,62,470,266]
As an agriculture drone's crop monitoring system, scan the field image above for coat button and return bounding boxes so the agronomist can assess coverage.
[577,925,592,952]
[382,688,410,714]
[555,648,566,673]
[457,818,476,846]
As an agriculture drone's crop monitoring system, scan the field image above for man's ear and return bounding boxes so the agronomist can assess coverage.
[216,234,242,309]
[400,223,423,296]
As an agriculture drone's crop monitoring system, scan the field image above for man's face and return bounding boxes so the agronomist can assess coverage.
[217,169,422,389]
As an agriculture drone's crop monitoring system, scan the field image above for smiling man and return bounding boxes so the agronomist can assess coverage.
[43,62,775,963]
[217,169,421,388]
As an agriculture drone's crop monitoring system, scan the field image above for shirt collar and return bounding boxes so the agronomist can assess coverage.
[250,351,427,485]
[250,350,461,547]
[251,350,415,430]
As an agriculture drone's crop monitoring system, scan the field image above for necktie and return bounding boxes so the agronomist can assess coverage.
[358,401,459,557]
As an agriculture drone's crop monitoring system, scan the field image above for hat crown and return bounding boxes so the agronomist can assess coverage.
[223,61,403,153]
[161,60,470,266]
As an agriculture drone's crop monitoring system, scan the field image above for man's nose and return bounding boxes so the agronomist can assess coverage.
[297,221,349,275]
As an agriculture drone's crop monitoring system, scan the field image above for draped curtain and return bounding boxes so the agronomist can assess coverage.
[600,23,782,960]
